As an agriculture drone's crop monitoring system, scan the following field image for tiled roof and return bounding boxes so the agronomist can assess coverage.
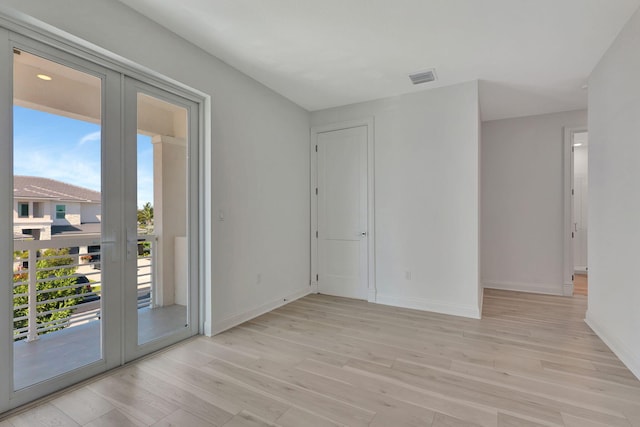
[14,176,100,203]
[52,223,102,237]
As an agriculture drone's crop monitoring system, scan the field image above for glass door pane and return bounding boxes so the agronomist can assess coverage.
[134,91,190,346]
[12,51,103,389]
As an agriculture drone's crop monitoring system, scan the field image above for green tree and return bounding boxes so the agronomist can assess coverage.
[137,202,154,233]
[13,248,86,340]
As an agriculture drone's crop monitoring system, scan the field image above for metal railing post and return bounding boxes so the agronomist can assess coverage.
[151,236,158,308]
[26,248,38,342]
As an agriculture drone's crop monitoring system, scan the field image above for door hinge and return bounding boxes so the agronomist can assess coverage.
[316,274,319,281]
[315,187,318,195]
[572,189,574,195]
[315,230,318,238]
[572,146,575,152]
[315,145,318,152]
[572,232,574,238]
[572,274,575,281]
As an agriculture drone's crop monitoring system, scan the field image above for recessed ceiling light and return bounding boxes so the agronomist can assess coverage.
[573,143,583,147]
[37,74,52,81]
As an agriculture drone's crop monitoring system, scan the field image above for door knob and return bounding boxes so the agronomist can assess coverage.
[360,232,367,237]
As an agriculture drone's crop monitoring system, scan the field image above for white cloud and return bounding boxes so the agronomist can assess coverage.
[78,131,101,146]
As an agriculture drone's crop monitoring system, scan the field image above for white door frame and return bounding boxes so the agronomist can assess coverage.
[310,118,376,302]
[563,126,587,296]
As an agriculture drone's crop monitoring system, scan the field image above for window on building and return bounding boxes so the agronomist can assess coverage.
[55,204,66,219]
[18,202,29,218]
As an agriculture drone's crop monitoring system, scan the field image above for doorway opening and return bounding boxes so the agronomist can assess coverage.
[572,131,588,296]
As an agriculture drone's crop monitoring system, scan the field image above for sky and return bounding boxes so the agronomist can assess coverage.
[13,106,153,208]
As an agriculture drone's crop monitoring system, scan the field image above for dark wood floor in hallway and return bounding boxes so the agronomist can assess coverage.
[2,289,639,426]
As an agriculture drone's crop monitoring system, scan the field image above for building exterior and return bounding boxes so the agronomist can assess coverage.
[13,176,101,241]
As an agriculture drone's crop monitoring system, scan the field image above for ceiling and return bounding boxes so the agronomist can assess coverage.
[117,0,640,121]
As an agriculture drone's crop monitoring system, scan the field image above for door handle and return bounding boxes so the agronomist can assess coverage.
[360,232,367,237]
[127,228,138,260]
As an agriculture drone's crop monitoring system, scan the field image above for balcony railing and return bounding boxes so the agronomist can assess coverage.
[13,235,155,342]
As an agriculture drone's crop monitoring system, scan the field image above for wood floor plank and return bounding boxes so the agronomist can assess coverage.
[203,359,375,427]
[346,358,565,425]
[86,375,180,425]
[209,352,439,422]
[296,358,499,427]
[240,321,453,370]
[50,388,115,425]
[111,364,236,426]
[7,403,79,427]
[151,409,213,427]
[497,413,548,427]
[139,356,290,423]
[4,288,640,427]
[391,359,630,426]
[83,409,145,427]
[222,410,276,427]
[449,360,640,418]
[561,412,626,427]
[432,412,483,426]
[275,407,341,427]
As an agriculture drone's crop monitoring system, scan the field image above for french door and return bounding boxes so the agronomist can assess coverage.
[0,32,199,412]
[122,77,200,361]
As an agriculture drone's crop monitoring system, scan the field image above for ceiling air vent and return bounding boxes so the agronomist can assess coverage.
[409,69,436,85]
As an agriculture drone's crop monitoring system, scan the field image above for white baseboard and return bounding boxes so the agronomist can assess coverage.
[563,282,574,296]
[585,312,640,381]
[376,294,481,319]
[368,287,376,303]
[211,287,312,335]
[483,281,564,296]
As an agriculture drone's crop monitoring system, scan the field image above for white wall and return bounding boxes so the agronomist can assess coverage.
[587,7,640,379]
[311,81,482,319]
[80,203,101,224]
[1,0,311,335]
[481,110,587,295]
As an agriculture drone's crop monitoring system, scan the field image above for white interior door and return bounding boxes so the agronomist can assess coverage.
[317,126,368,299]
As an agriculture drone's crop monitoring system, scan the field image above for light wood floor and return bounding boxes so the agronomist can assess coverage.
[574,274,588,296]
[2,289,640,426]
